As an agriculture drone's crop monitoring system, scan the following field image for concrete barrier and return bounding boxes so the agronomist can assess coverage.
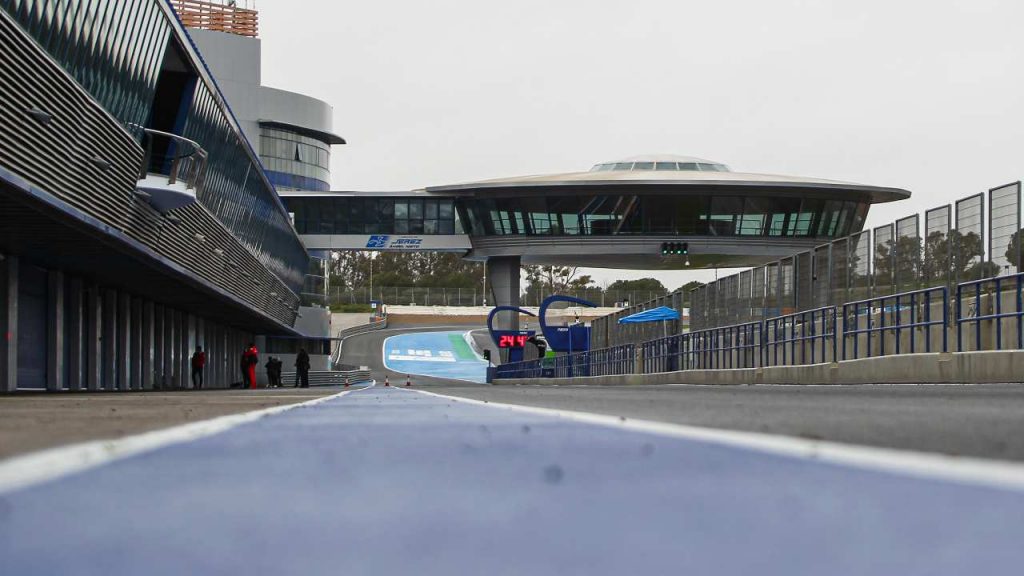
[497,350,1024,386]
[280,369,372,387]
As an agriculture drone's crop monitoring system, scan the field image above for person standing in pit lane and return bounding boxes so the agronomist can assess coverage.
[242,343,259,389]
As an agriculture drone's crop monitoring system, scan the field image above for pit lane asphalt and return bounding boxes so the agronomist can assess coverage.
[3,385,1023,575]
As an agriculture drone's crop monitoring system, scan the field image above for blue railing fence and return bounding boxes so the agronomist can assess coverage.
[764,306,837,366]
[639,321,763,374]
[957,273,1024,352]
[842,286,948,360]
[494,272,1024,380]
[552,344,635,378]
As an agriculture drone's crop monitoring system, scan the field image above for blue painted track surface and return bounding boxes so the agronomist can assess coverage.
[382,330,488,383]
[2,387,1024,575]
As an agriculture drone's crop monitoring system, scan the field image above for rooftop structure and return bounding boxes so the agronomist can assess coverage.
[186,21,345,194]
[171,0,258,38]
[590,155,730,172]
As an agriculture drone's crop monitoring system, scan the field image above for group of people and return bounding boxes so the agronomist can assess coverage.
[262,354,310,388]
[188,343,311,389]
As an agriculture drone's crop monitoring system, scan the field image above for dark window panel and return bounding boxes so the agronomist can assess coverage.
[424,199,439,219]
[408,199,423,220]
[438,200,453,220]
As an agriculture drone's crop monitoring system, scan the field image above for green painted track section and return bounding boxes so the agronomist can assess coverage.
[448,333,478,360]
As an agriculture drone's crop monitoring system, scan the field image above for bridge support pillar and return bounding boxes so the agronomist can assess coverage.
[486,256,521,337]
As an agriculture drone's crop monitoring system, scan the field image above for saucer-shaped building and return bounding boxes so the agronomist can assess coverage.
[428,154,910,269]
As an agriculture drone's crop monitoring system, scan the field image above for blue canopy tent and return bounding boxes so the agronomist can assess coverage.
[617,306,680,323]
[617,306,681,338]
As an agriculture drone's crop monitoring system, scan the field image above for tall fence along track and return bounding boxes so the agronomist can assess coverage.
[498,272,1024,383]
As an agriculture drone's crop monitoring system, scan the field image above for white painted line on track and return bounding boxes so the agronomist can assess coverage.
[402,387,1024,492]
[0,383,374,495]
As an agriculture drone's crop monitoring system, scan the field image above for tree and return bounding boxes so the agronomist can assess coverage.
[873,239,894,290]
[606,278,668,294]
[327,252,484,301]
[674,280,705,294]
[1004,229,1024,273]
[949,230,987,281]
[605,278,667,305]
[893,235,923,291]
[674,280,705,308]
[923,231,951,285]
[521,265,595,304]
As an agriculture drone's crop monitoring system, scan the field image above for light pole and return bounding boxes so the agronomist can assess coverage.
[329,251,340,305]
[368,251,374,303]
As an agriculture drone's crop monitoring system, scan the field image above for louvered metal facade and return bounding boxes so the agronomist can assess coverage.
[0,0,319,391]
[0,0,307,328]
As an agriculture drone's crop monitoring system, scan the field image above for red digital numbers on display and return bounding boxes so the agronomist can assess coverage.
[498,335,530,348]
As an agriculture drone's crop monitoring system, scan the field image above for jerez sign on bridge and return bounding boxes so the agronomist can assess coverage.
[296,233,471,252]
[366,235,424,249]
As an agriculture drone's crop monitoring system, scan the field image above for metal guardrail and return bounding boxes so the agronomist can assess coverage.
[699,321,762,370]
[280,369,371,387]
[494,358,545,379]
[957,273,1024,352]
[496,344,635,380]
[640,322,762,374]
[641,334,685,374]
[843,287,947,360]
[130,125,209,195]
[765,306,837,366]
[552,345,635,378]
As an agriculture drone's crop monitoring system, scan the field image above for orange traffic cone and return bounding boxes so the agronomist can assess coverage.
[384,375,390,387]
[405,374,412,387]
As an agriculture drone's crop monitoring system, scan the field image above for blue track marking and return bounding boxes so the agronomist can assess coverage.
[2,387,1024,574]
[382,330,488,383]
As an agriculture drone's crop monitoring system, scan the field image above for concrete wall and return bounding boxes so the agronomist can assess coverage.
[294,306,330,338]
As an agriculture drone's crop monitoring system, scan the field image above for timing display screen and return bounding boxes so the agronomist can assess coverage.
[498,335,530,348]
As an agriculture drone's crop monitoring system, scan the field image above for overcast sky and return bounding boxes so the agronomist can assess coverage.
[256,0,1023,289]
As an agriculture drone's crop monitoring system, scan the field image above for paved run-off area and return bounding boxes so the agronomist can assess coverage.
[382,330,489,383]
[2,386,1023,575]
